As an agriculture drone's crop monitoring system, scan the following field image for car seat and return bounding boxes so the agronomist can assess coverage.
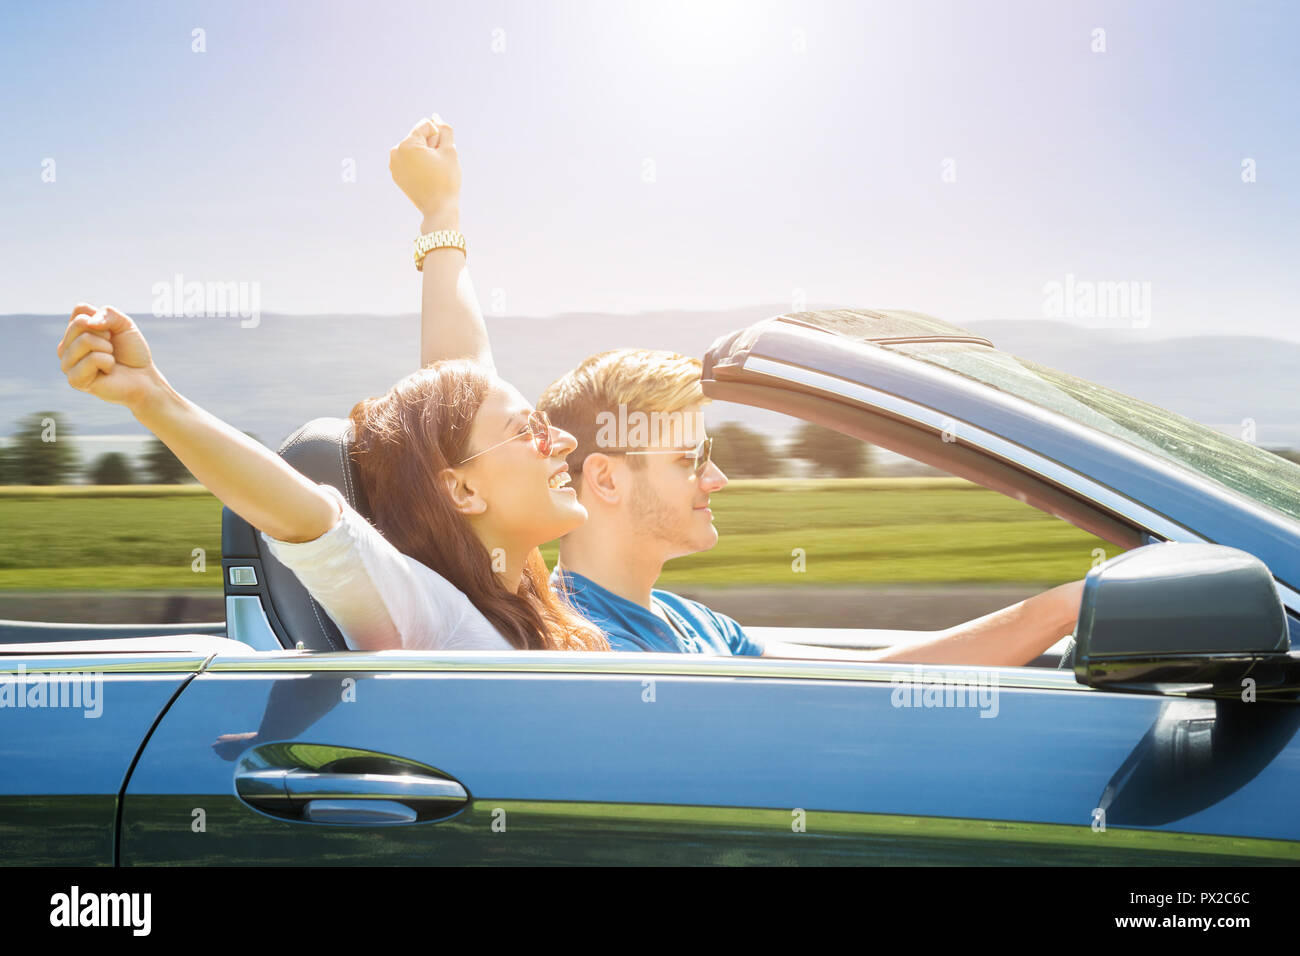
[220,418,371,651]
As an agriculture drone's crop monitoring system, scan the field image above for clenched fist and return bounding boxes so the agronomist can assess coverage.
[56,304,161,409]
[389,113,461,222]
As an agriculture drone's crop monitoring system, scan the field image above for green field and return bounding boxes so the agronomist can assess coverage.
[0,478,1113,590]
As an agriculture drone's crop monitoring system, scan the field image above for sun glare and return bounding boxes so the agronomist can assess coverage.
[637,0,773,69]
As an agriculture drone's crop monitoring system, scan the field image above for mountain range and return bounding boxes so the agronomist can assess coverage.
[3,305,1297,458]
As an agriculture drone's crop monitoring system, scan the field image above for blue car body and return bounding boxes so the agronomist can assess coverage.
[3,309,1298,865]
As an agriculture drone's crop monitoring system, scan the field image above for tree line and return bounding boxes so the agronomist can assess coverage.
[0,411,225,485]
[0,412,868,485]
[0,411,862,485]
[3,410,1298,485]
[705,421,1300,478]
[711,421,875,478]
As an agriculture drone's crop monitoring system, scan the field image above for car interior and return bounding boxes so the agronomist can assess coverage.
[220,413,1098,665]
[0,411,1105,669]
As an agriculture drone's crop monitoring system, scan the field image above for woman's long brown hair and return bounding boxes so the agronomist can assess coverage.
[348,360,608,651]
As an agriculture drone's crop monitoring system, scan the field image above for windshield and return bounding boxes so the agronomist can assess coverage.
[888,341,1300,525]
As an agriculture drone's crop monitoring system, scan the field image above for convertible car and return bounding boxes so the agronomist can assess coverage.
[3,308,1299,866]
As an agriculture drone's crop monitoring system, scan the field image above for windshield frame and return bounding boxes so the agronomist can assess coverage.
[882,339,1300,529]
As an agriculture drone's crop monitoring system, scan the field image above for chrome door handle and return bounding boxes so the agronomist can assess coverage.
[284,770,467,805]
[301,799,420,825]
[234,746,470,824]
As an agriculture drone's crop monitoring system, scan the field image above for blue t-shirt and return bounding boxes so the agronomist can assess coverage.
[552,568,764,656]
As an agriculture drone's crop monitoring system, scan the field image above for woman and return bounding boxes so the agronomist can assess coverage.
[54,118,607,654]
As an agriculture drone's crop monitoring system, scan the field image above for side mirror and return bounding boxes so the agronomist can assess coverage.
[1074,542,1295,694]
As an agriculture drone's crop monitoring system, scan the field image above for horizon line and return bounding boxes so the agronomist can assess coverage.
[3,308,1299,346]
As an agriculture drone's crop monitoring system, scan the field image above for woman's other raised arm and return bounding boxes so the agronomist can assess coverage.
[389,114,494,372]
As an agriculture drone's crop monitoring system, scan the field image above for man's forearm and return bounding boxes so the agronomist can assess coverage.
[418,206,494,371]
[873,580,1083,665]
[764,580,1084,666]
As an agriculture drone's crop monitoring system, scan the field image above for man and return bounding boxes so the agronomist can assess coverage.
[391,111,1083,665]
[536,349,1085,665]
[536,349,758,655]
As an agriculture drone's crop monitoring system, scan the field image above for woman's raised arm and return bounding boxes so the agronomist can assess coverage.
[388,114,494,372]
[56,303,339,544]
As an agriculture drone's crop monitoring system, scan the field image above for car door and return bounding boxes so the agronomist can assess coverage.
[0,649,202,865]
[118,649,1300,865]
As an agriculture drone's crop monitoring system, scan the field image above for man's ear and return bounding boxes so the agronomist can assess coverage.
[439,467,487,516]
[578,453,622,505]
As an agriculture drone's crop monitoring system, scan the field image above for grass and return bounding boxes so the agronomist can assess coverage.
[0,484,213,498]
[0,477,1112,591]
[0,493,224,590]
[542,477,1109,585]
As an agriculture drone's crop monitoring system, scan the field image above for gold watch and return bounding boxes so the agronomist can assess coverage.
[413,229,467,271]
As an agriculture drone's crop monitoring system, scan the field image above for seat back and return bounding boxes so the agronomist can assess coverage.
[221,418,371,651]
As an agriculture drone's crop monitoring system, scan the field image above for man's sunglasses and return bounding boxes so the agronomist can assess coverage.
[459,409,553,464]
[614,436,714,478]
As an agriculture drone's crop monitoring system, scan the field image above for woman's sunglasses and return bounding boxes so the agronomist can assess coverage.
[619,436,714,478]
[459,409,553,464]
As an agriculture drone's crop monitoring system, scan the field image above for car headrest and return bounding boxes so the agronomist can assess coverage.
[221,417,372,652]
[278,417,372,519]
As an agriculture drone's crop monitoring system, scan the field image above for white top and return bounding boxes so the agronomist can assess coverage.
[260,484,514,652]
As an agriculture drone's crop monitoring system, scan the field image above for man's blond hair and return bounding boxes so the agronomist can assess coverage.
[537,348,706,477]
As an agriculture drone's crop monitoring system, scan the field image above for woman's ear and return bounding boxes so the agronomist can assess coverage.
[439,467,487,515]
[579,453,621,505]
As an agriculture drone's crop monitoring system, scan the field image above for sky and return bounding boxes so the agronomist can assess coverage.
[2,0,1299,340]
